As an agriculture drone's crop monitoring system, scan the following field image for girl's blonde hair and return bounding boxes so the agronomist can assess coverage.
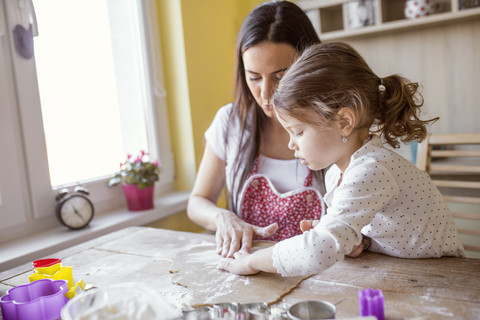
[274,42,437,148]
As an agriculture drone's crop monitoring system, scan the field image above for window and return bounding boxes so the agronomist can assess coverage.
[34,0,151,186]
[0,0,174,240]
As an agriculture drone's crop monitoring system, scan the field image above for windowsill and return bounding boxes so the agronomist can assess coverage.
[0,191,190,272]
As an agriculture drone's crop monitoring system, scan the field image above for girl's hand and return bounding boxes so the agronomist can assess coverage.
[300,219,319,232]
[217,251,260,275]
[299,219,368,258]
[215,212,278,258]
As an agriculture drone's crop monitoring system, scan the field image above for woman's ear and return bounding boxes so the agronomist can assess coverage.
[337,107,356,136]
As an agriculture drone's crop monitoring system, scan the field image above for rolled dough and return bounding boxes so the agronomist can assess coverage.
[169,241,310,307]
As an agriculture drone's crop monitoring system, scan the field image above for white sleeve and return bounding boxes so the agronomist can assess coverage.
[324,165,340,193]
[272,158,399,277]
[204,104,232,161]
[272,224,344,277]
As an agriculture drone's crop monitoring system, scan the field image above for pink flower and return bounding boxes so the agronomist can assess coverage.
[153,160,159,166]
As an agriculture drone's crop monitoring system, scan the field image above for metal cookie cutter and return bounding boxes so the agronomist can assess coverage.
[0,278,69,320]
[287,300,336,320]
[183,302,271,320]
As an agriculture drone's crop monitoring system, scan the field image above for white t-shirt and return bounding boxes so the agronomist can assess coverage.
[205,103,321,213]
[272,135,466,277]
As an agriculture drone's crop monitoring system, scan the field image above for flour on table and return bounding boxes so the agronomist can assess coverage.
[169,241,310,308]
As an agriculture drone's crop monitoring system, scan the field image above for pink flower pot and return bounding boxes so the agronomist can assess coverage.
[122,184,154,211]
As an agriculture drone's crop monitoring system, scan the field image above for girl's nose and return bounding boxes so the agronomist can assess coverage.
[288,138,297,151]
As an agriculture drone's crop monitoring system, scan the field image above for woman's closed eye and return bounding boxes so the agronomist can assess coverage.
[294,131,303,137]
[273,73,284,81]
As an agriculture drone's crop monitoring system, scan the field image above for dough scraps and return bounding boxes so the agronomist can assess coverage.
[169,241,310,308]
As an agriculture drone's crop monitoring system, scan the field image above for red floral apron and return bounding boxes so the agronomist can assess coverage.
[238,157,325,241]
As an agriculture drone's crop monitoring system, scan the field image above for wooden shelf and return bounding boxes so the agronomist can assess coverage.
[298,0,480,40]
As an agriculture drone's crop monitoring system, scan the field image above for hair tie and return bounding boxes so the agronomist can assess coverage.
[378,78,386,92]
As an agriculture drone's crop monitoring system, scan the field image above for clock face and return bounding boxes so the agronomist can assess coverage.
[57,194,94,229]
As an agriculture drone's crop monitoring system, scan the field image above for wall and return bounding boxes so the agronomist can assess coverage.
[156,0,263,193]
[152,0,263,231]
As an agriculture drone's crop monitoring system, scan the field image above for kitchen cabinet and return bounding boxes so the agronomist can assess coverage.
[298,0,480,40]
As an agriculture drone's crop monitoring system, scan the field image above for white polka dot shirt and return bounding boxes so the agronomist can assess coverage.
[272,135,466,277]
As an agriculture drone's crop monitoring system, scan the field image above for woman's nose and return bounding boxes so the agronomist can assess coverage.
[260,79,274,101]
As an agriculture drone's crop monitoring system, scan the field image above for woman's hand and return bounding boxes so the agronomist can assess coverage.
[188,145,278,257]
[215,212,278,258]
[300,219,368,258]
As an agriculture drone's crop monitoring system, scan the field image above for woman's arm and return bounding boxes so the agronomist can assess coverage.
[187,144,228,230]
[187,144,278,257]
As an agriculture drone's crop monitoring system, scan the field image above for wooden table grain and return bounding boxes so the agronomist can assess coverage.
[1,226,479,320]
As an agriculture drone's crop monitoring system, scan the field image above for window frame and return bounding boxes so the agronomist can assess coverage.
[0,0,175,238]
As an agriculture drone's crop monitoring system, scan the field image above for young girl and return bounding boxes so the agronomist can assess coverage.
[218,42,466,277]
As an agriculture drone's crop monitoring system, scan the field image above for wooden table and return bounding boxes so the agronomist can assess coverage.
[1,226,479,319]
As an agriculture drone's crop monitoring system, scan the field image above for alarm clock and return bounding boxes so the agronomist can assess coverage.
[55,186,94,230]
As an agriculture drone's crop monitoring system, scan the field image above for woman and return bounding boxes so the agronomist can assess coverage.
[187,1,325,258]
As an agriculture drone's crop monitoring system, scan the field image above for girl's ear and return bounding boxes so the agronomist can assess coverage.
[337,107,356,136]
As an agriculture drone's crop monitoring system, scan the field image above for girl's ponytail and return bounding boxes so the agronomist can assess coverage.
[374,75,438,148]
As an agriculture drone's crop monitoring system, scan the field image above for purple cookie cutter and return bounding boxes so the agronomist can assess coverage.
[359,288,384,320]
[0,279,69,320]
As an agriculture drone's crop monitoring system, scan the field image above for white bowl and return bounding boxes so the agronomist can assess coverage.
[61,283,181,320]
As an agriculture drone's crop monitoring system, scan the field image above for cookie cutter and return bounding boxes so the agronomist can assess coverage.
[32,259,61,269]
[0,278,69,320]
[28,262,73,288]
[183,302,271,319]
[65,279,94,299]
[287,300,336,320]
[183,306,211,320]
[359,288,384,320]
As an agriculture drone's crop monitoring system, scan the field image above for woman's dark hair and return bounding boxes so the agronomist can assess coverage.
[228,1,321,211]
[274,42,438,148]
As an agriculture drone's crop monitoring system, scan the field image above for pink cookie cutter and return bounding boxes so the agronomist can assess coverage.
[32,259,61,269]
[0,279,69,320]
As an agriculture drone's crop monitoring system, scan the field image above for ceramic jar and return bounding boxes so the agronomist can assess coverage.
[404,0,441,19]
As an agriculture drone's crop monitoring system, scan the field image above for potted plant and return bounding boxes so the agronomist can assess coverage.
[107,150,161,211]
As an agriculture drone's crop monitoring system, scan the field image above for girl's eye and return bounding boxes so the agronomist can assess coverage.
[295,131,303,137]
[248,77,261,81]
